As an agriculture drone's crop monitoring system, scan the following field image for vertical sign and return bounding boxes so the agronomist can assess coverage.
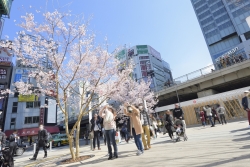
[39,108,44,125]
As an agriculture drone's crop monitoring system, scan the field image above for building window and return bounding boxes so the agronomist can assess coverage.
[10,118,16,129]
[12,102,18,113]
[26,101,40,108]
[26,102,34,108]
[25,116,40,124]
[139,56,149,60]
[32,116,39,123]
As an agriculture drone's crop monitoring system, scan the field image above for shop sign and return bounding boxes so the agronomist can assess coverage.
[39,108,45,125]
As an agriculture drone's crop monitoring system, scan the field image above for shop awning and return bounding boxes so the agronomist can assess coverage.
[5,126,60,137]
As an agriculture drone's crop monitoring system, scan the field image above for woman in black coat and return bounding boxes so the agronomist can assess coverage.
[165,110,174,140]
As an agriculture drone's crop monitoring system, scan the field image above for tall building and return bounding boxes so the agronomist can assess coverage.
[0,0,14,38]
[191,0,250,64]
[116,45,173,91]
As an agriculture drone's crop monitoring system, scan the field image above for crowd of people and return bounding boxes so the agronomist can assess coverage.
[84,103,188,160]
[216,54,245,70]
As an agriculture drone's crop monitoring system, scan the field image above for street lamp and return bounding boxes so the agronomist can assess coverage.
[246,16,250,28]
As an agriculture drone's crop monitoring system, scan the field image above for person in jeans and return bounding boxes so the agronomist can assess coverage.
[124,103,144,156]
[138,103,151,150]
[100,105,118,160]
[203,106,215,127]
[199,109,206,127]
[242,90,250,128]
[216,105,227,125]
[90,114,102,150]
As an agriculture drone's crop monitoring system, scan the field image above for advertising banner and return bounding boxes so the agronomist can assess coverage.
[39,108,44,125]
[18,94,37,102]
[47,99,57,123]
[136,45,148,54]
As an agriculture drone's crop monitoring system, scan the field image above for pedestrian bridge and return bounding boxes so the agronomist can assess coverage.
[155,58,250,107]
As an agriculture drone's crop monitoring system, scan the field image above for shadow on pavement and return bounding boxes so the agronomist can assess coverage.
[65,151,136,167]
[239,145,250,149]
[232,136,250,142]
[196,154,250,167]
[233,132,250,137]
[230,128,249,133]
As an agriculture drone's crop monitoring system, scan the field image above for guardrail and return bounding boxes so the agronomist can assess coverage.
[154,57,249,93]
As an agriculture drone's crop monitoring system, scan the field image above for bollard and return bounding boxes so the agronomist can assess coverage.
[33,143,36,154]
[50,141,52,152]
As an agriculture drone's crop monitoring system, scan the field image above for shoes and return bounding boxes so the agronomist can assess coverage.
[43,155,47,158]
[98,148,101,150]
[108,156,113,160]
[114,154,118,159]
[148,145,151,149]
[144,148,148,150]
[136,150,142,156]
[29,157,36,160]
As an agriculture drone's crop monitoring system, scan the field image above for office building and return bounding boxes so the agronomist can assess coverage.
[116,45,173,91]
[191,0,250,64]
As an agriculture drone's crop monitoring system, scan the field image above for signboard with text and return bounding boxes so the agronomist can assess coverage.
[18,94,37,102]
[40,108,44,125]
[136,45,148,54]
[0,48,12,66]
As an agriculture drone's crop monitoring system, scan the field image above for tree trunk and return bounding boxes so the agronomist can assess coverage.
[76,120,81,157]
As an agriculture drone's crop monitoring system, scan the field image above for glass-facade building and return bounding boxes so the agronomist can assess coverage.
[191,0,250,64]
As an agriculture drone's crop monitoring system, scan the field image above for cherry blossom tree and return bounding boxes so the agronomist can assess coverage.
[4,10,133,160]
[111,77,158,115]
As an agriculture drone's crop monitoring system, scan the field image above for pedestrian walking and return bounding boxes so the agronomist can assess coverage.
[100,105,118,160]
[149,114,158,138]
[8,130,19,167]
[165,110,174,141]
[30,124,48,160]
[203,106,215,127]
[216,105,227,125]
[212,107,221,125]
[90,114,102,150]
[173,104,187,131]
[124,103,144,156]
[199,109,206,127]
[138,103,151,150]
[242,90,250,128]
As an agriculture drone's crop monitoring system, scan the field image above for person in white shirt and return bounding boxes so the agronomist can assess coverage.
[203,105,215,127]
[99,106,118,160]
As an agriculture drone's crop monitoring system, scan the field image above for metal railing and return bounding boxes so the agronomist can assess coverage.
[155,57,250,93]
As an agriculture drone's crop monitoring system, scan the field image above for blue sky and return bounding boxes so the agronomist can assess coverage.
[3,0,212,78]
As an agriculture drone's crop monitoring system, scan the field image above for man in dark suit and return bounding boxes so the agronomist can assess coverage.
[242,90,250,128]
[30,124,48,160]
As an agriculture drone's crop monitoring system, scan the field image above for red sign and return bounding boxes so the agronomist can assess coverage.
[40,108,45,125]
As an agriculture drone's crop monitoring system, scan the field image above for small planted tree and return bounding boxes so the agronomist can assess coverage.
[4,10,133,160]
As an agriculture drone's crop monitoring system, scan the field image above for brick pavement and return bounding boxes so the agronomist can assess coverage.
[15,119,250,167]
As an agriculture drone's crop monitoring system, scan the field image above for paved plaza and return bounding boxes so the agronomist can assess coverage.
[15,119,250,167]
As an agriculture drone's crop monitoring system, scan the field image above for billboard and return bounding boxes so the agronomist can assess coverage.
[18,95,37,102]
[14,69,30,82]
[116,49,127,61]
[47,99,57,123]
[0,47,12,66]
[136,45,148,54]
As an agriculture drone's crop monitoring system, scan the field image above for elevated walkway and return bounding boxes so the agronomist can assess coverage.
[156,58,250,106]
